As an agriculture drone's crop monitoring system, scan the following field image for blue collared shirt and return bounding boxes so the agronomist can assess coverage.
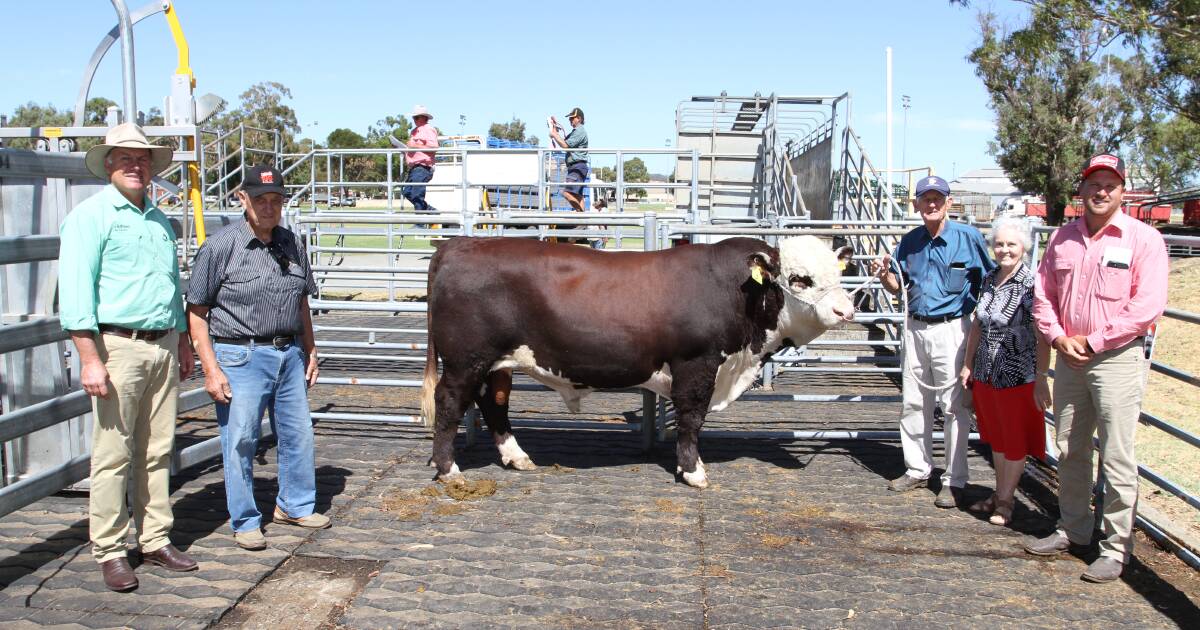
[892,220,995,318]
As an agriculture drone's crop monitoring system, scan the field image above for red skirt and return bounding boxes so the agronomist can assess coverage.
[972,380,1046,461]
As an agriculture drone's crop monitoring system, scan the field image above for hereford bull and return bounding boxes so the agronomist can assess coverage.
[420,235,854,488]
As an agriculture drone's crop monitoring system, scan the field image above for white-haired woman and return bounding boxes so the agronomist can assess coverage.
[959,216,1052,526]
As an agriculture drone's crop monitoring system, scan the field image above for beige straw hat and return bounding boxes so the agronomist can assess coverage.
[84,122,173,179]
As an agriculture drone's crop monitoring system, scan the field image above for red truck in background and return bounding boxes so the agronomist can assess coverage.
[1023,190,1174,222]
[1184,199,1200,227]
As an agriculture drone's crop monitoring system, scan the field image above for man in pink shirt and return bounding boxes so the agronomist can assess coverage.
[1024,154,1168,583]
[402,105,439,213]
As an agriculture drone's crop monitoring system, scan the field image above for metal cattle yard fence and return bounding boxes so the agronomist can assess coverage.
[2,60,1198,575]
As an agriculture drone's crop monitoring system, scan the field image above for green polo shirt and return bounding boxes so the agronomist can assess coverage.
[58,184,186,334]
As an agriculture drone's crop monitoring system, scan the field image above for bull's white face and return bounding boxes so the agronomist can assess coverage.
[776,235,855,329]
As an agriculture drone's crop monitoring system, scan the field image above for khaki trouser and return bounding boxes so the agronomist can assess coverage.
[1053,339,1145,562]
[89,331,179,563]
[900,316,972,488]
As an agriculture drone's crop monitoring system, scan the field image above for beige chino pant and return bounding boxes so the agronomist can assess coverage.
[89,331,179,563]
[900,316,972,488]
[1053,339,1145,562]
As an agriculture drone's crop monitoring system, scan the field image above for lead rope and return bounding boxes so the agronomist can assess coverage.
[861,259,958,393]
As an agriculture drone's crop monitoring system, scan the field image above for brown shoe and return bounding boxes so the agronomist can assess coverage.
[142,544,198,572]
[100,557,138,592]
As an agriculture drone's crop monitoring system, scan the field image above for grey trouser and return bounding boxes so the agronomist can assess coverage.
[1053,339,1145,562]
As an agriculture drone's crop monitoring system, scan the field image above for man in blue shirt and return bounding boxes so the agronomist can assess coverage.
[869,175,995,508]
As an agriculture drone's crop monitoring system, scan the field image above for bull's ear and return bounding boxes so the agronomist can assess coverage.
[747,253,774,284]
[835,246,854,271]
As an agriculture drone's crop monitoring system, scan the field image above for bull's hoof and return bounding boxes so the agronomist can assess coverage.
[505,456,538,471]
[433,462,463,481]
[677,462,709,489]
[682,469,710,489]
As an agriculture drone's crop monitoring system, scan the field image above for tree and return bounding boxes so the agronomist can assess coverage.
[997,1,1200,125]
[210,81,302,151]
[623,157,650,199]
[1133,115,1200,190]
[489,117,539,145]
[367,114,411,147]
[2,97,121,149]
[969,6,1146,224]
[590,161,649,199]
[326,128,367,149]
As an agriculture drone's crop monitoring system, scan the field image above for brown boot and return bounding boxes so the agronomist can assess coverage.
[100,557,138,592]
[142,544,198,572]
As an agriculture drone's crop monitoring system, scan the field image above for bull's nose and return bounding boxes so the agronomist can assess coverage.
[833,306,853,321]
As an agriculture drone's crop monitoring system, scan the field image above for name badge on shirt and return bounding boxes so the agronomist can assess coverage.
[1101,246,1133,269]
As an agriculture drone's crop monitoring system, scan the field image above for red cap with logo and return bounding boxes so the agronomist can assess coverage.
[1081,153,1126,183]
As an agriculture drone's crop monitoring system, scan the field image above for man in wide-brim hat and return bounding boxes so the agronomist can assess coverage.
[60,122,198,592]
[402,105,439,214]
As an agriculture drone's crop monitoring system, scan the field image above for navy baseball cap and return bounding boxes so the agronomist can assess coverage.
[243,164,286,197]
[1081,153,1126,183]
[914,175,951,198]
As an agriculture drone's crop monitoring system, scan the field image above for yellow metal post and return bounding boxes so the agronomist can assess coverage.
[163,3,207,243]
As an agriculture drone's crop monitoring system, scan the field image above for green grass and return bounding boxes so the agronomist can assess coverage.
[1136,257,1200,528]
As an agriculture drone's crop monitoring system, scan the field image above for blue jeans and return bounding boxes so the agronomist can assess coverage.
[214,341,316,533]
[402,164,433,211]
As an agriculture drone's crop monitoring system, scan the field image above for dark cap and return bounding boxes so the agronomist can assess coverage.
[565,107,585,121]
[1081,153,1125,182]
[243,164,285,197]
[914,175,951,198]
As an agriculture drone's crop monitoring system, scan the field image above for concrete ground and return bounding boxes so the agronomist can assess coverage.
[1,317,1198,628]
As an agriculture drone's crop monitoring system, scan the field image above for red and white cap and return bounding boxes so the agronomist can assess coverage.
[1081,153,1125,183]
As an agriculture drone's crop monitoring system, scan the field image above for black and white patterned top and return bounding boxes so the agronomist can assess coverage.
[972,263,1037,389]
[186,222,316,338]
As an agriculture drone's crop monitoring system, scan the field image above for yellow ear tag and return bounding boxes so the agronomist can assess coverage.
[838,261,848,271]
[751,266,764,284]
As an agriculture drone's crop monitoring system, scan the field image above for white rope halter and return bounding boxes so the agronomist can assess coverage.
[862,258,958,393]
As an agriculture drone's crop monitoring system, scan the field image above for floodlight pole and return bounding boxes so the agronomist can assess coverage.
[885,47,895,216]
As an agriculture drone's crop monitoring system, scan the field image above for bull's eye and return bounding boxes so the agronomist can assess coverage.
[789,274,813,289]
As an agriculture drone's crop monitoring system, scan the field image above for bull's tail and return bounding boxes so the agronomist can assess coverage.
[420,331,437,429]
[420,249,442,429]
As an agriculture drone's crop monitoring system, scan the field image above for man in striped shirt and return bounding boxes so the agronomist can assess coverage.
[187,165,330,551]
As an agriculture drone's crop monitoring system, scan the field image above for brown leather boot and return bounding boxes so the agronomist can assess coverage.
[100,557,138,592]
[142,544,198,572]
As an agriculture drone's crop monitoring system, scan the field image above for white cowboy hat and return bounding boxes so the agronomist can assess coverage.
[409,105,433,121]
[84,122,173,179]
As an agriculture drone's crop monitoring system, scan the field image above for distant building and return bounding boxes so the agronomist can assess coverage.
[950,167,1020,208]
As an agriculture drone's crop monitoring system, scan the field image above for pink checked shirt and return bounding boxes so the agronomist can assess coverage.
[406,123,439,167]
[1033,210,1168,353]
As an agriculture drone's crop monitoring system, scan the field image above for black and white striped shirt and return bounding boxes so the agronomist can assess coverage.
[186,222,316,338]
[972,263,1037,389]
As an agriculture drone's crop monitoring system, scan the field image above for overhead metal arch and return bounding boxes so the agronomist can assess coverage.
[72,1,166,127]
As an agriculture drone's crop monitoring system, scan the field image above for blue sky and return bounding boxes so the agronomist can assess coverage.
[2,0,1028,178]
